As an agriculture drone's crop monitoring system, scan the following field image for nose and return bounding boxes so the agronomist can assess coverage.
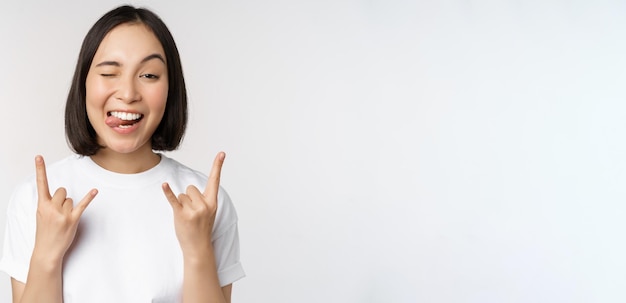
[115,75,141,103]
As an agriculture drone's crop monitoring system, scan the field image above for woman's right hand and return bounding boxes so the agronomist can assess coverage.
[32,155,97,263]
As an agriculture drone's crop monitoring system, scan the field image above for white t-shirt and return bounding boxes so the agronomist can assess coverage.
[0,154,245,302]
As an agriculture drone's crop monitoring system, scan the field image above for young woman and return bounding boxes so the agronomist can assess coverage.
[0,5,244,303]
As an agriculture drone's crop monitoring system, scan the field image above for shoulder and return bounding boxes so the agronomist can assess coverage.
[18,154,80,182]
[160,155,208,185]
[6,177,37,217]
[40,154,89,181]
[160,154,233,202]
[7,155,85,213]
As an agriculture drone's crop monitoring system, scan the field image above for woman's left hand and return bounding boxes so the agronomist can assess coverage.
[161,152,225,260]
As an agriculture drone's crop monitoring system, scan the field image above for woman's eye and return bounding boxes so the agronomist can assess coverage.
[100,73,116,77]
[140,74,160,79]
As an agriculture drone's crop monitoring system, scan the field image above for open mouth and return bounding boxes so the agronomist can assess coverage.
[106,111,144,129]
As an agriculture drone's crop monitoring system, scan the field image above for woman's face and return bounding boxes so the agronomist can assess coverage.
[85,23,168,156]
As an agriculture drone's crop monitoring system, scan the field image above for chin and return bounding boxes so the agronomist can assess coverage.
[102,143,149,155]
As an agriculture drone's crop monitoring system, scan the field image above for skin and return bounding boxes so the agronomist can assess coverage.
[86,22,168,174]
[11,23,232,303]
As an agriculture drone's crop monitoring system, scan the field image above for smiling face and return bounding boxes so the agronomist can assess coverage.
[85,22,168,158]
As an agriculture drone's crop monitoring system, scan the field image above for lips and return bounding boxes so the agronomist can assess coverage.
[105,111,144,128]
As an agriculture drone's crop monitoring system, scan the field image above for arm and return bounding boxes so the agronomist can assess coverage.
[10,251,233,303]
[182,247,232,303]
[11,279,24,303]
[162,152,233,303]
[11,253,63,303]
[11,156,96,303]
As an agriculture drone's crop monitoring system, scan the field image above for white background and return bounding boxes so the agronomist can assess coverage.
[1,1,625,302]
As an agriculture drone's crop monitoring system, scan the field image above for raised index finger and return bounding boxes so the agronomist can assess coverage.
[35,155,52,202]
[203,152,225,198]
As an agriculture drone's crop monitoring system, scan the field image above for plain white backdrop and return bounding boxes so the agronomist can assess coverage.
[1,0,625,302]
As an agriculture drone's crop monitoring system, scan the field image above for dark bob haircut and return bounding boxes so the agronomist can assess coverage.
[65,5,187,156]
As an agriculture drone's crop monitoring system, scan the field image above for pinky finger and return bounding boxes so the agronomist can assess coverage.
[73,189,98,218]
[162,183,181,210]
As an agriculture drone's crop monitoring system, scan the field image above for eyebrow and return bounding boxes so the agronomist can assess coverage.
[94,53,166,67]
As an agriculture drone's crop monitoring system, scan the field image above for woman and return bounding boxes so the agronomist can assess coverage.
[0,5,244,303]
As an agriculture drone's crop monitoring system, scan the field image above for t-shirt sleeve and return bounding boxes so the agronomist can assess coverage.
[0,181,37,283]
[212,187,245,286]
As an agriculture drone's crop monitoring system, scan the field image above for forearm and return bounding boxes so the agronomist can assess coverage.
[19,251,64,303]
[182,245,226,303]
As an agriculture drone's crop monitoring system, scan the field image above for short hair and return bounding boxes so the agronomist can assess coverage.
[65,5,187,156]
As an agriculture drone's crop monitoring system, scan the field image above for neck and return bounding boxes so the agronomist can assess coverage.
[90,146,161,174]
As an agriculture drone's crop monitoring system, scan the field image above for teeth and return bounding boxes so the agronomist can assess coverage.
[110,111,142,121]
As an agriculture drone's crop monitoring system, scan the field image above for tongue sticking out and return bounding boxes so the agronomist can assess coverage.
[105,116,138,127]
